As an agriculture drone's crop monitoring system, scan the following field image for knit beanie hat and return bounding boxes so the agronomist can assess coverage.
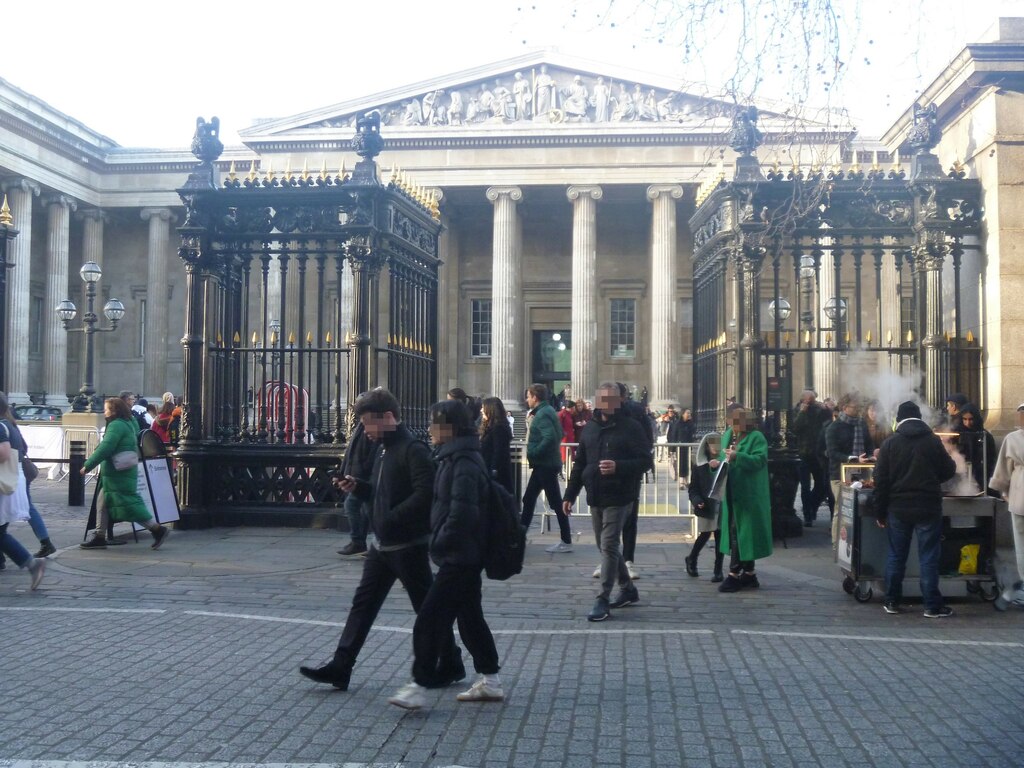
[896,401,922,421]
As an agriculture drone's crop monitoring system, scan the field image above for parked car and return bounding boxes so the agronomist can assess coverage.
[13,405,63,422]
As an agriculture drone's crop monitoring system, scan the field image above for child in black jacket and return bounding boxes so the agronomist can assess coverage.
[685,433,725,582]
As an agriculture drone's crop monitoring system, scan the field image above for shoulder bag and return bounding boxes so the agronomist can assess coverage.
[0,422,20,495]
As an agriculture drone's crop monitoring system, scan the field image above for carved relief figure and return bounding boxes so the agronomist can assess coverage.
[533,64,557,118]
[477,84,495,122]
[562,75,590,121]
[448,90,464,125]
[611,83,636,121]
[402,99,423,126]
[492,80,515,121]
[422,90,440,125]
[639,88,659,121]
[513,72,532,120]
[591,76,611,122]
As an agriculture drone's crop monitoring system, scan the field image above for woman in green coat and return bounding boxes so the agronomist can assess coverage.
[718,407,772,592]
[80,397,170,550]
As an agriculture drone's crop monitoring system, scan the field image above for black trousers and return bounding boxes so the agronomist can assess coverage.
[332,544,460,675]
[520,465,571,542]
[412,563,499,687]
[621,498,640,563]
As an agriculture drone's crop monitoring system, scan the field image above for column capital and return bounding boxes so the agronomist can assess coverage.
[141,207,175,223]
[43,194,77,213]
[646,184,684,202]
[485,186,522,204]
[1,178,41,197]
[567,185,603,202]
[77,207,108,223]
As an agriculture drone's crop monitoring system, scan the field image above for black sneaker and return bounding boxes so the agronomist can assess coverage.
[684,554,699,578]
[587,597,611,622]
[80,536,107,549]
[609,586,639,609]
[34,541,57,558]
[151,526,170,550]
[428,658,466,689]
[738,572,760,589]
[882,601,901,615]
[923,606,953,619]
[337,541,368,557]
[299,663,352,690]
[718,574,743,593]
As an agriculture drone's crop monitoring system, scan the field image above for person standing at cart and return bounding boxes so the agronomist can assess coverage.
[873,401,957,617]
[988,401,1024,609]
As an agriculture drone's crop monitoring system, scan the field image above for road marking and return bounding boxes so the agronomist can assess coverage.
[0,762,404,768]
[0,606,166,614]
[732,629,1024,648]
[492,628,715,635]
[184,609,410,633]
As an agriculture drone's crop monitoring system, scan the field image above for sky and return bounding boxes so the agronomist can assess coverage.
[2,0,1022,149]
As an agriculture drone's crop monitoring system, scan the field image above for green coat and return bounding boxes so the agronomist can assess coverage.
[718,427,773,561]
[84,417,151,523]
[526,402,563,468]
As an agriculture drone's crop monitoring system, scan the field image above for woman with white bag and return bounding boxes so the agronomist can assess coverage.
[0,400,45,590]
[79,397,169,550]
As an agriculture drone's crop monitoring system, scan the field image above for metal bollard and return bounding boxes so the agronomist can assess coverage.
[68,440,86,507]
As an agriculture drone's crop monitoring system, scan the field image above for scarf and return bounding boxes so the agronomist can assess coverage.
[840,412,865,457]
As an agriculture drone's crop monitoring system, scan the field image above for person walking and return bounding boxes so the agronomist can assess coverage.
[618,383,655,579]
[480,397,514,494]
[791,389,829,527]
[336,419,378,557]
[825,393,875,544]
[521,383,573,553]
[0,393,56,562]
[873,401,958,617]
[299,388,463,692]
[79,397,169,550]
[0,398,46,589]
[989,401,1024,609]
[563,382,652,622]
[717,407,773,593]
[388,400,503,710]
[670,406,696,486]
[685,432,725,582]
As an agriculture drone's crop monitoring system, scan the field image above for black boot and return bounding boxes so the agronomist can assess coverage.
[34,539,57,558]
[684,553,699,578]
[298,661,352,690]
[711,552,725,583]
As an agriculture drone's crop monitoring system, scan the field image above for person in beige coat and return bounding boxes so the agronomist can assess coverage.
[988,401,1024,609]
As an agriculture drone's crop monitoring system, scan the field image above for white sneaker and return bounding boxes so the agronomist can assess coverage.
[388,682,427,710]
[626,561,639,579]
[456,675,504,702]
[592,565,601,578]
[27,558,46,591]
[545,541,573,553]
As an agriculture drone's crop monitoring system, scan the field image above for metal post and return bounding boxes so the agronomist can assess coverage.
[68,440,86,506]
[82,280,97,403]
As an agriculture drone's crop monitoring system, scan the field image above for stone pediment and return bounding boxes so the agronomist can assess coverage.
[240,51,813,140]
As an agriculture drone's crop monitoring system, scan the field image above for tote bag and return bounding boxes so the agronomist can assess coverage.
[0,422,20,495]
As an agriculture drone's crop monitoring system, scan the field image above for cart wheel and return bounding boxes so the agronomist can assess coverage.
[854,584,873,603]
[980,584,1000,602]
[842,576,855,595]
[965,581,981,595]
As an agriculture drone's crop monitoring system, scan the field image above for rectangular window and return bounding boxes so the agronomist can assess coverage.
[471,299,492,357]
[610,298,636,358]
[138,299,147,357]
[29,296,43,355]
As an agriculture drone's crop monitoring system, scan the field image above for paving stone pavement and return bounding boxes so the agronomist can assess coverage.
[2,480,1023,767]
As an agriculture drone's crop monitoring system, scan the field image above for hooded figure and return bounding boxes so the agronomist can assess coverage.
[685,432,725,581]
[945,393,969,431]
[955,403,997,496]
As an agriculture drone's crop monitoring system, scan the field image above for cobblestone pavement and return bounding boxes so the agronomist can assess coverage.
[2,481,1022,767]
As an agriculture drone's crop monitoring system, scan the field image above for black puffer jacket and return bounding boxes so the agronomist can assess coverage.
[564,411,652,507]
[352,423,435,550]
[429,435,489,568]
[480,420,514,494]
[873,418,957,522]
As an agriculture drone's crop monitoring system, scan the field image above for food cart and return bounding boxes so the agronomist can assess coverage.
[835,460,1003,603]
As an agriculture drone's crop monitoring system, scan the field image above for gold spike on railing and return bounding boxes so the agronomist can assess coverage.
[0,195,12,226]
[301,159,310,183]
[247,159,259,183]
[319,159,329,181]
[227,160,237,183]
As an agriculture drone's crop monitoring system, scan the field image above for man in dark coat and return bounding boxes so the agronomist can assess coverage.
[300,388,462,690]
[873,400,958,617]
[617,382,655,578]
[563,382,653,622]
[790,389,829,526]
[336,419,379,556]
[521,383,573,552]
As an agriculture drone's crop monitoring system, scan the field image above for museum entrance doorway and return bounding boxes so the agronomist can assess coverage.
[532,329,571,406]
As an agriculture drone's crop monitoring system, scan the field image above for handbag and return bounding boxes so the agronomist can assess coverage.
[21,457,39,483]
[693,497,721,520]
[0,422,19,495]
[112,450,140,471]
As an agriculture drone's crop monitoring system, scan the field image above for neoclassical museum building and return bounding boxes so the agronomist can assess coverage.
[2,19,1024,432]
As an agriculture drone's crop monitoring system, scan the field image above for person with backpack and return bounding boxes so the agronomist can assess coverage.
[563,382,652,622]
[299,388,463,692]
[389,400,503,710]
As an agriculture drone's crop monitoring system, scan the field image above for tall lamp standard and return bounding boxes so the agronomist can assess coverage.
[56,261,125,412]
[0,196,19,393]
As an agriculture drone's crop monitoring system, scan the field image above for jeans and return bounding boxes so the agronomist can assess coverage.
[798,456,827,522]
[411,563,499,687]
[521,465,571,543]
[0,523,30,568]
[332,544,460,673]
[591,504,634,601]
[885,514,943,611]
[344,493,368,547]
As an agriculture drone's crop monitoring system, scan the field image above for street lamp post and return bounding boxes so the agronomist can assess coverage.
[56,261,125,412]
[0,195,20,394]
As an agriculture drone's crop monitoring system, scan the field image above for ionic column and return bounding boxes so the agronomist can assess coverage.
[567,185,602,403]
[917,240,948,410]
[428,188,456,396]
[814,242,839,400]
[486,187,524,409]
[142,208,174,395]
[1,180,40,400]
[43,195,76,403]
[647,184,684,406]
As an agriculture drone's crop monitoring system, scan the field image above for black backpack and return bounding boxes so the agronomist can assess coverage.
[468,453,526,581]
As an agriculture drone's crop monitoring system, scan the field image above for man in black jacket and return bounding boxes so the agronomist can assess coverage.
[564,382,653,622]
[873,400,958,618]
[790,389,829,526]
[300,388,462,690]
[336,419,378,556]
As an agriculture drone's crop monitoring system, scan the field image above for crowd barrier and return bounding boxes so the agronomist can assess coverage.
[511,441,700,538]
